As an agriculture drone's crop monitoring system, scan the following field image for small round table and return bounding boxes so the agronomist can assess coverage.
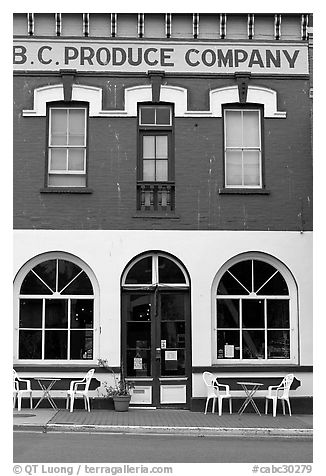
[237,381,264,415]
[33,377,61,410]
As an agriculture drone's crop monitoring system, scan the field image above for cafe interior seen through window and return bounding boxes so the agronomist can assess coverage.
[216,259,290,360]
[18,259,94,360]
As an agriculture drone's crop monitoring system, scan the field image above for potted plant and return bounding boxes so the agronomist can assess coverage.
[98,359,134,412]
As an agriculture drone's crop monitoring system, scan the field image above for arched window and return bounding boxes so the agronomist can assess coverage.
[122,252,189,287]
[214,254,298,363]
[15,255,96,361]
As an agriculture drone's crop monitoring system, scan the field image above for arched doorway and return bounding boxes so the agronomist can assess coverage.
[121,252,191,407]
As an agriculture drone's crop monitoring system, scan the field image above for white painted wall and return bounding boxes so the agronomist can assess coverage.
[13,230,312,373]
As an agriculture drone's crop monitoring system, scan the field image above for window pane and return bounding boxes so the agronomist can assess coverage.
[70,330,93,359]
[243,111,260,147]
[161,322,185,348]
[156,107,171,125]
[242,299,265,328]
[68,149,85,171]
[125,257,152,284]
[161,294,186,321]
[33,260,57,291]
[159,258,186,284]
[48,174,86,187]
[50,149,67,171]
[19,299,43,328]
[19,330,42,359]
[143,136,155,158]
[127,349,151,376]
[143,160,155,180]
[20,271,53,295]
[217,330,240,359]
[217,271,249,295]
[254,260,277,293]
[257,271,289,295]
[44,330,68,359]
[68,109,85,146]
[127,322,151,348]
[267,300,290,328]
[225,150,242,186]
[126,295,152,321]
[267,330,290,358]
[242,330,265,359]
[243,151,260,186]
[161,349,185,376]
[61,271,93,295]
[156,160,168,181]
[225,110,242,147]
[156,136,168,158]
[50,109,67,145]
[45,299,68,328]
[140,107,155,125]
[217,299,239,327]
[228,260,252,293]
[71,299,94,328]
[58,260,82,293]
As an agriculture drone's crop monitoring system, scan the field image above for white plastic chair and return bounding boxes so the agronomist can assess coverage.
[202,371,232,416]
[265,374,294,417]
[66,369,95,412]
[13,370,33,411]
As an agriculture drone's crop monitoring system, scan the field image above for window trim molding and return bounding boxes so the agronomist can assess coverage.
[22,83,286,119]
[13,251,100,365]
[223,105,264,189]
[46,103,89,188]
[211,251,299,366]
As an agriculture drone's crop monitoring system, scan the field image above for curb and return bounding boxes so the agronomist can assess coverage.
[14,423,313,438]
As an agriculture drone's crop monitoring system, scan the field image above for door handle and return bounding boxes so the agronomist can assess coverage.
[155,348,161,360]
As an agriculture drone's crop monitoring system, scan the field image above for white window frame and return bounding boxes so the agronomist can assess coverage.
[48,106,87,187]
[212,252,298,365]
[121,252,190,289]
[14,252,99,365]
[224,108,262,188]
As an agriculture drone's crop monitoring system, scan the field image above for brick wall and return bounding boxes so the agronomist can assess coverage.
[13,75,312,231]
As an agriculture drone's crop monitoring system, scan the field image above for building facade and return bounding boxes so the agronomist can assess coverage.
[13,13,313,411]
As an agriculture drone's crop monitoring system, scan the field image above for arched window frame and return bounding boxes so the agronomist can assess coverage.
[121,251,190,289]
[212,252,298,365]
[13,252,100,365]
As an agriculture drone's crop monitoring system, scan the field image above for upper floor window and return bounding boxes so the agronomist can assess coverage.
[47,105,87,187]
[224,108,262,188]
[137,105,175,212]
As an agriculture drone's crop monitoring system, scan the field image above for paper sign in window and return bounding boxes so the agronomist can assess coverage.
[165,350,177,361]
[224,344,234,358]
[134,357,143,370]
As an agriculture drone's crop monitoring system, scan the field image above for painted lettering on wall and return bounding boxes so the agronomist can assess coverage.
[13,40,308,75]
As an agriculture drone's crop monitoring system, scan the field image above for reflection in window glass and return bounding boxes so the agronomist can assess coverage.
[159,257,186,284]
[125,257,152,284]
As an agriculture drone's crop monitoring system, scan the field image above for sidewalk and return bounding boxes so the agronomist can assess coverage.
[13,408,313,438]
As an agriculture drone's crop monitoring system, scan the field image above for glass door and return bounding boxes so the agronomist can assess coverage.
[121,253,191,407]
